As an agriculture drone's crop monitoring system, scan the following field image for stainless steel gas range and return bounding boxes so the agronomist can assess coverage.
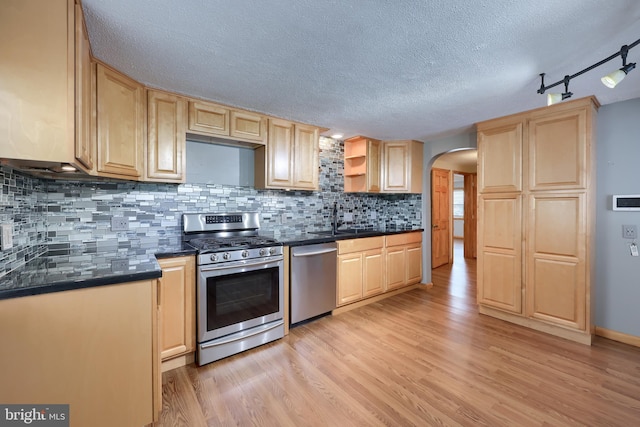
[183,212,284,366]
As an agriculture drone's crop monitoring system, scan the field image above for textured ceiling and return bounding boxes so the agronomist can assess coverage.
[81,0,640,142]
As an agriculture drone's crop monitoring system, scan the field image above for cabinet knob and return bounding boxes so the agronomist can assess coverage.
[432,224,438,229]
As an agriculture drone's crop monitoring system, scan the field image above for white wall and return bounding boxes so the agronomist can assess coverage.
[186,140,255,186]
[595,98,640,337]
[453,219,464,238]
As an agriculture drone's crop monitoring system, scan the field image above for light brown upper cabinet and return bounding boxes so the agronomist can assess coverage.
[477,120,522,193]
[475,96,598,345]
[343,136,381,193]
[187,99,267,145]
[255,119,320,190]
[146,90,187,182]
[528,107,588,191]
[95,64,145,179]
[188,101,230,137]
[381,140,424,194]
[74,2,94,171]
[0,0,93,174]
[231,110,267,143]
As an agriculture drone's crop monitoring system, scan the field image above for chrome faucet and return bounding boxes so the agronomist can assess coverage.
[332,202,342,235]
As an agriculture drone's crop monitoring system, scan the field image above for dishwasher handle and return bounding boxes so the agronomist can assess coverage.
[292,248,337,257]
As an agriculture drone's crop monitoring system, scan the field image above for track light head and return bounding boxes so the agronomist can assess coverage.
[547,75,573,106]
[601,45,636,88]
[601,62,636,88]
[547,91,573,106]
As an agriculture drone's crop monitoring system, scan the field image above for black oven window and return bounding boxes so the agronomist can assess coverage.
[206,267,280,331]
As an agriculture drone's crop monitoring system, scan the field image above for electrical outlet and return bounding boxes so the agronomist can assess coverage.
[281,213,287,223]
[344,212,353,222]
[1,224,13,250]
[111,259,129,272]
[370,211,377,219]
[111,217,129,231]
[622,224,637,239]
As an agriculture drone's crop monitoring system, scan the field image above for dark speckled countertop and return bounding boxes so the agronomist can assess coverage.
[267,227,424,247]
[0,242,196,300]
[0,228,421,300]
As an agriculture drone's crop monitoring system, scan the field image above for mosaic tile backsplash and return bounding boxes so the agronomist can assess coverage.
[0,137,421,276]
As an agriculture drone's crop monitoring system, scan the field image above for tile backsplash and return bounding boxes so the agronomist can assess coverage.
[0,167,47,275]
[0,137,421,275]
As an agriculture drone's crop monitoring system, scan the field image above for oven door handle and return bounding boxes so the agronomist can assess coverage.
[199,257,282,272]
[200,320,285,349]
[292,248,337,257]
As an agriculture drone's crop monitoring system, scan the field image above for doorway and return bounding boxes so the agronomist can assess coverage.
[430,150,477,269]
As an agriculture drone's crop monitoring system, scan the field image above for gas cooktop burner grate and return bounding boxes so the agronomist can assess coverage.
[188,236,281,251]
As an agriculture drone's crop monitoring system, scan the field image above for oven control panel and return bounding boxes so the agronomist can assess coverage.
[206,215,243,224]
[183,212,260,233]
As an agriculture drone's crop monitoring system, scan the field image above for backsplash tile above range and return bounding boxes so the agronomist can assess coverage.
[0,137,421,273]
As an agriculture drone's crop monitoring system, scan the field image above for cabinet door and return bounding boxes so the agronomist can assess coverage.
[367,139,381,192]
[477,194,523,314]
[0,0,74,163]
[406,244,423,285]
[74,3,93,171]
[96,64,144,178]
[293,124,319,189]
[528,108,587,191]
[147,90,186,182]
[385,246,406,290]
[0,280,157,427]
[187,100,230,136]
[382,141,410,192]
[337,253,363,306]
[477,121,523,193]
[230,110,266,143]
[158,257,195,360]
[266,118,294,187]
[363,249,385,297]
[526,193,586,330]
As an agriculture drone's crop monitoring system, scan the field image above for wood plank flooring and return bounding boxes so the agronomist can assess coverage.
[155,241,640,426]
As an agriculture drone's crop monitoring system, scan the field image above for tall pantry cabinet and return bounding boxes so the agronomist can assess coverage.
[476,96,598,345]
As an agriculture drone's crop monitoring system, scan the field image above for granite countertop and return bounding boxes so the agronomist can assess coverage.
[0,242,196,301]
[269,227,424,247]
[0,228,422,301]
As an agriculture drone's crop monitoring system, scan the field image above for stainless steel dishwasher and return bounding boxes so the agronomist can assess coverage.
[290,242,337,325]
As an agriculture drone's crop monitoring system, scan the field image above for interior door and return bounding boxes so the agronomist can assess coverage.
[464,173,478,259]
[431,168,450,268]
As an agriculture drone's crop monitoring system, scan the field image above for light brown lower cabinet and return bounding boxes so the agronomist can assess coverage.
[337,232,423,307]
[385,232,423,290]
[337,237,385,306]
[0,280,161,426]
[158,256,196,361]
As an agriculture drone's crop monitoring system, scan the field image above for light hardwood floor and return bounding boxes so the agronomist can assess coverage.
[156,241,640,426]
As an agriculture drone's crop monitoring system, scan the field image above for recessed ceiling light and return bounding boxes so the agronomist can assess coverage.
[331,133,344,139]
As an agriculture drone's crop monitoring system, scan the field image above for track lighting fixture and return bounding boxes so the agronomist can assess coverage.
[601,45,636,88]
[537,37,640,105]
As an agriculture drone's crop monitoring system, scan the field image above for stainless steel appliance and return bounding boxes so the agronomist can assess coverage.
[183,212,284,366]
[290,242,337,325]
